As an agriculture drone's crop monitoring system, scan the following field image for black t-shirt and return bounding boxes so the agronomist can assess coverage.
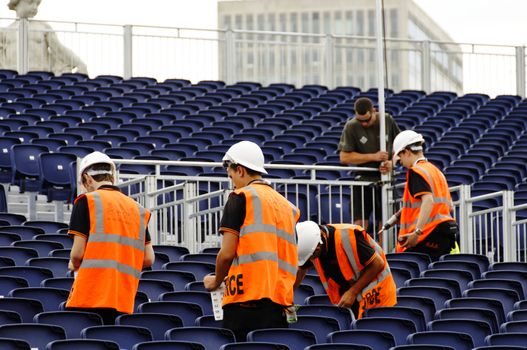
[68,185,151,242]
[305,225,376,295]
[219,191,246,236]
[408,168,432,198]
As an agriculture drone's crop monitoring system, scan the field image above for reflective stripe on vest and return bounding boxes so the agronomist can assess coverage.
[315,225,392,303]
[223,183,299,306]
[399,161,453,249]
[81,191,146,278]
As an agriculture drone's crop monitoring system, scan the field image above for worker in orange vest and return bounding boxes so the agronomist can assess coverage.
[204,141,300,341]
[295,221,397,319]
[393,130,458,261]
[66,151,155,324]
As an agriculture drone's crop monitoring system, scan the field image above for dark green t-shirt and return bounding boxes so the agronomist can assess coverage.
[338,113,401,180]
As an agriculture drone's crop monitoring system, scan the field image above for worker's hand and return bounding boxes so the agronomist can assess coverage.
[398,232,419,248]
[68,260,77,272]
[203,275,220,291]
[379,160,392,174]
[337,288,358,308]
[374,151,389,162]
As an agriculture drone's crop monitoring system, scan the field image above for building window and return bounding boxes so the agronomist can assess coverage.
[390,9,398,37]
[312,12,320,34]
[290,13,298,32]
[279,13,286,32]
[268,13,276,31]
[246,14,253,30]
[345,11,353,34]
[356,10,364,35]
[368,10,375,36]
[323,11,331,34]
[222,15,231,29]
[235,15,242,29]
[335,11,343,34]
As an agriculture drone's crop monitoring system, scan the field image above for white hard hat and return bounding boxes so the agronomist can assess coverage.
[392,130,425,161]
[222,140,267,174]
[296,221,323,266]
[78,151,116,179]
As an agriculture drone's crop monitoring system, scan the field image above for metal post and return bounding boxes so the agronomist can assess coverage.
[324,34,334,89]
[375,0,389,251]
[458,184,472,254]
[17,18,29,74]
[54,202,64,223]
[144,175,158,244]
[516,46,526,98]
[123,25,133,79]
[421,40,431,93]
[225,29,236,85]
[502,190,516,262]
[28,192,37,221]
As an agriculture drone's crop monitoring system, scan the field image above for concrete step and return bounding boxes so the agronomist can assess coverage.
[6,187,72,224]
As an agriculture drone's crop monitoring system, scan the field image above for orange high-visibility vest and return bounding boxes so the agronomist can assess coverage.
[66,188,151,314]
[313,224,397,319]
[222,183,300,307]
[397,160,454,252]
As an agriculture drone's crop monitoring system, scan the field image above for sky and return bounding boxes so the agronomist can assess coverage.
[2,0,527,46]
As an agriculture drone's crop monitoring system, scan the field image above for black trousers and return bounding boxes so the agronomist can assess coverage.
[406,220,458,262]
[222,299,288,342]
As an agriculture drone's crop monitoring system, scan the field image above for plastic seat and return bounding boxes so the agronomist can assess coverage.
[482,271,527,301]
[363,306,426,332]
[0,275,29,297]
[397,286,452,312]
[485,333,527,348]
[13,240,63,257]
[137,279,174,301]
[132,340,205,350]
[165,327,236,349]
[297,305,353,330]
[428,260,482,280]
[34,234,72,249]
[420,269,473,292]
[468,279,525,300]
[82,325,153,350]
[25,257,69,277]
[436,307,499,333]
[137,301,202,326]
[180,253,217,264]
[46,339,120,350]
[0,226,45,240]
[385,252,431,273]
[463,288,520,317]
[289,315,340,343]
[159,291,212,315]
[220,342,290,350]
[427,319,492,348]
[0,309,22,326]
[162,261,215,280]
[351,317,416,346]
[404,277,462,298]
[40,277,74,290]
[389,346,454,350]
[406,331,474,350]
[140,270,195,291]
[439,254,490,275]
[194,314,222,328]
[0,266,53,287]
[48,249,71,258]
[395,296,436,324]
[0,324,66,349]
[0,246,38,265]
[0,232,21,246]
[116,312,183,341]
[0,213,26,225]
[328,329,396,350]
[152,245,190,261]
[10,144,49,192]
[34,310,103,339]
[246,328,316,349]
[499,320,527,333]
[9,287,69,312]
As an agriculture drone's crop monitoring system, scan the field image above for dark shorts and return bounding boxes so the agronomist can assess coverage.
[352,183,381,222]
[407,220,458,262]
[222,298,288,342]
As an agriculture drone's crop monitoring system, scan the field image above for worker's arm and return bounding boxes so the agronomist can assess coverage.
[294,267,308,289]
[143,243,155,268]
[337,253,384,308]
[203,231,238,290]
[69,234,87,271]
[340,150,389,165]
[400,193,434,248]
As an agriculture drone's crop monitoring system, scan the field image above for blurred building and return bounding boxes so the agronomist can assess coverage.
[218,0,462,93]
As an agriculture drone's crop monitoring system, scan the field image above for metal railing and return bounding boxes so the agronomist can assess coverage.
[1,18,525,97]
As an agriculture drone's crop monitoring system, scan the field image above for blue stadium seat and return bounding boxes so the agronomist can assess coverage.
[406,331,474,350]
[46,339,120,350]
[166,327,236,349]
[82,325,153,350]
[427,319,492,348]
[328,329,395,350]
[137,301,202,326]
[247,328,316,350]
[34,310,103,339]
[116,312,183,341]
[0,324,66,350]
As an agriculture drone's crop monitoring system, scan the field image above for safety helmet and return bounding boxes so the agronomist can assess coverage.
[392,130,424,160]
[296,221,323,266]
[222,140,267,174]
[78,151,116,179]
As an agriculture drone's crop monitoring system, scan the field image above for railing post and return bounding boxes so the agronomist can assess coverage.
[225,29,236,85]
[144,175,158,244]
[324,34,334,89]
[421,40,431,93]
[183,182,197,253]
[516,46,526,98]
[17,18,29,74]
[458,184,472,254]
[123,25,133,79]
[502,190,516,262]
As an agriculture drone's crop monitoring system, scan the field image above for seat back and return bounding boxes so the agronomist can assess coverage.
[247,328,316,350]
[81,325,153,350]
[427,319,492,348]
[165,326,236,350]
[328,329,395,350]
[137,301,203,326]
[34,310,103,339]
[46,339,120,350]
[116,312,183,341]
[9,287,69,312]
[407,331,474,350]
[0,323,66,350]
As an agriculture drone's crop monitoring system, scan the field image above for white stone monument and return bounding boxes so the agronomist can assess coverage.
[0,0,88,74]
